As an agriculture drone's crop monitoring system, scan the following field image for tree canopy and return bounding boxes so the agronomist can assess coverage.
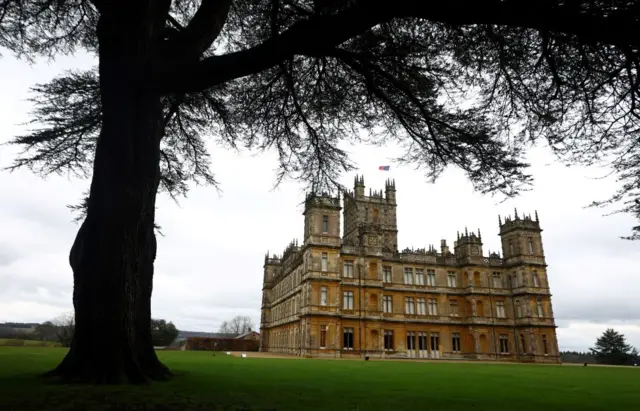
[219,315,254,335]
[2,0,639,238]
[590,328,639,366]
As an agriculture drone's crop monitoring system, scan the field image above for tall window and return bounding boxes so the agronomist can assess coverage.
[447,272,457,287]
[405,297,415,314]
[383,330,394,351]
[430,333,440,351]
[542,335,549,354]
[417,298,427,315]
[406,331,416,350]
[528,237,534,254]
[415,269,425,285]
[496,301,506,318]
[383,295,393,313]
[343,291,354,310]
[343,327,354,350]
[428,298,438,316]
[492,272,501,288]
[449,301,459,316]
[426,270,436,286]
[515,299,521,318]
[499,334,509,353]
[322,215,329,233]
[508,239,514,256]
[321,253,328,272]
[320,286,328,306]
[404,268,414,285]
[418,332,427,351]
[383,266,393,283]
[520,334,527,353]
[533,271,540,287]
[343,260,354,278]
[372,208,379,223]
[452,333,461,353]
[537,298,545,317]
[320,325,327,348]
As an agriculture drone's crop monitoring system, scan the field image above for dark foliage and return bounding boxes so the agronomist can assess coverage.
[590,328,638,366]
[1,1,637,238]
[150,319,180,347]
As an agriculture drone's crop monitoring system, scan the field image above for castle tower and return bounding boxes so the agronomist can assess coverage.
[499,209,545,264]
[454,227,484,259]
[342,176,398,252]
[303,190,342,246]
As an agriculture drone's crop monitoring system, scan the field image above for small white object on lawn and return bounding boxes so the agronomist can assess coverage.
[241,353,247,358]
[226,351,231,355]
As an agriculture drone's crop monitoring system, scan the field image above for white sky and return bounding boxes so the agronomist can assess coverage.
[0,53,639,352]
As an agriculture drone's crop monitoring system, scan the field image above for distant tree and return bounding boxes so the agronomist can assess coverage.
[590,328,637,366]
[219,316,253,335]
[150,319,179,347]
[53,313,75,348]
[34,321,59,341]
[3,0,640,384]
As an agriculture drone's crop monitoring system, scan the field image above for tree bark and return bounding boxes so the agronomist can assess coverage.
[45,8,172,384]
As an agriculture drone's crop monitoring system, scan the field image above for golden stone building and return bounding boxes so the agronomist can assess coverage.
[259,177,560,362]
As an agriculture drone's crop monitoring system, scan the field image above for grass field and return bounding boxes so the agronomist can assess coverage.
[0,338,60,347]
[0,348,638,411]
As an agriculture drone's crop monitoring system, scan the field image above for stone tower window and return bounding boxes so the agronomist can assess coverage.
[528,237,534,254]
[373,208,379,223]
[322,215,328,233]
[321,253,328,271]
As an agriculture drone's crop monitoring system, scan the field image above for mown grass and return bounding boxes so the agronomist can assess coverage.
[0,347,638,411]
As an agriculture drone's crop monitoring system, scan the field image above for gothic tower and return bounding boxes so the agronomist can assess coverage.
[303,191,342,246]
[342,176,398,252]
[499,209,545,264]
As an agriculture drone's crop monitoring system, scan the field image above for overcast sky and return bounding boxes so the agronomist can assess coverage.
[1,53,639,352]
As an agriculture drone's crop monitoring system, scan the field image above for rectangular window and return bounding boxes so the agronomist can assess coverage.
[343,291,354,310]
[537,299,544,317]
[415,269,425,285]
[542,335,549,354]
[520,334,527,353]
[418,332,427,351]
[496,301,506,318]
[508,240,514,256]
[322,215,329,233]
[417,298,427,315]
[383,330,394,351]
[383,266,392,283]
[405,297,415,314]
[343,327,354,350]
[449,301,459,316]
[533,271,540,287]
[321,253,328,271]
[452,333,461,353]
[499,334,509,354]
[428,298,438,316]
[320,286,328,306]
[406,331,416,350]
[320,325,327,348]
[492,272,501,288]
[426,270,436,286]
[528,237,534,254]
[404,268,414,285]
[515,299,521,318]
[447,272,457,288]
[430,333,440,351]
[383,295,393,313]
[343,260,354,278]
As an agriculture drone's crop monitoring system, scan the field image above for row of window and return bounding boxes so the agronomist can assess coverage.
[319,288,546,318]
[328,328,550,354]
[323,258,543,290]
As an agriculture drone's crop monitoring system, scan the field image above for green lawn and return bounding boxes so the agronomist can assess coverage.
[0,348,638,411]
[0,338,60,347]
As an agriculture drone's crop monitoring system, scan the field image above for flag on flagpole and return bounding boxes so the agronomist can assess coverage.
[378,165,390,171]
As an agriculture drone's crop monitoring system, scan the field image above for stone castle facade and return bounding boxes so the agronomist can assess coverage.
[259,177,560,362]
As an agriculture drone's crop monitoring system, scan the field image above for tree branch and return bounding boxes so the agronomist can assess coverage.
[152,0,640,94]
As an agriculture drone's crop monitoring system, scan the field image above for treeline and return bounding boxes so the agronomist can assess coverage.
[1,316,179,348]
[559,351,597,364]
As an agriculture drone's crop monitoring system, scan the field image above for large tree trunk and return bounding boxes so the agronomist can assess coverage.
[45,7,172,384]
